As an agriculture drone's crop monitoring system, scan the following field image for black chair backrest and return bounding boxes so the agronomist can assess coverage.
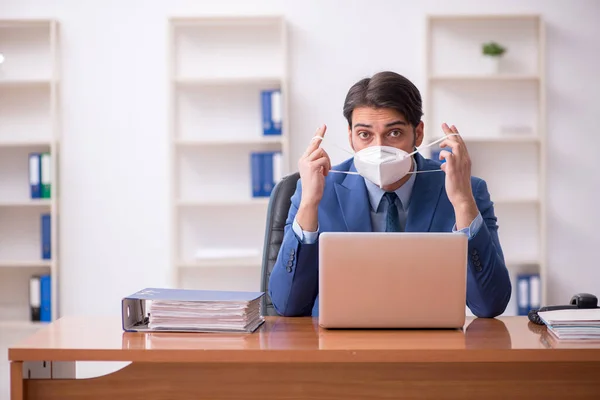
[260,172,301,316]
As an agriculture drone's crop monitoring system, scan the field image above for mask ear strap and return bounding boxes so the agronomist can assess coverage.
[406,169,443,175]
[328,170,360,175]
[332,168,444,176]
[407,133,459,157]
[311,135,355,156]
[313,136,357,174]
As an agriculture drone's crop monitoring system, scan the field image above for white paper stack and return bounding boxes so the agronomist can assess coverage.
[538,309,600,340]
[142,288,264,333]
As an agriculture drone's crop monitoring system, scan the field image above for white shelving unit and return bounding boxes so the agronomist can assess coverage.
[168,16,289,292]
[424,15,546,316]
[0,19,60,399]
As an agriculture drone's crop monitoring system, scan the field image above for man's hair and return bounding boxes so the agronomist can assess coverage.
[342,71,423,128]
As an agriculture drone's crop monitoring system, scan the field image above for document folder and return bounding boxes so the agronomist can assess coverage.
[122,288,265,333]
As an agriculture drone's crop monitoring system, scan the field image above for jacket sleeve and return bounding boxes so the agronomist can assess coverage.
[268,180,320,316]
[465,179,512,318]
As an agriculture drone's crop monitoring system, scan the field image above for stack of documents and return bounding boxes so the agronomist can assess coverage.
[538,309,600,340]
[122,288,265,333]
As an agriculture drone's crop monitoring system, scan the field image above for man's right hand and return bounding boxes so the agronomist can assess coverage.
[296,124,331,232]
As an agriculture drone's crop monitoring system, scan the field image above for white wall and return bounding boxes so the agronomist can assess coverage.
[0,0,598,321]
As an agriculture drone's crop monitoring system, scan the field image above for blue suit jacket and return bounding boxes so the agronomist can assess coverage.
[268,153,512,318]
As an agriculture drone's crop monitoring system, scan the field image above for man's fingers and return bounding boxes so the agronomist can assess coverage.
[303,124,327,158]
[308,147,327,161]
[439,150,453,167]
[442,123,463,143]
[319,148,332,175]
[449,124,467,147]
[312,157,330,175]
[439,139,460,157]
[442,123,454,136]
[441,123,467,155]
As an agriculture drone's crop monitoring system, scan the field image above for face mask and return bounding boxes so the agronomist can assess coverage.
[328,134,458,188]
[353,145,413,188]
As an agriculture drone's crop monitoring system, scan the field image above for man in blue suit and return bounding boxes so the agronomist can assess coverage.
[269,71,511,318]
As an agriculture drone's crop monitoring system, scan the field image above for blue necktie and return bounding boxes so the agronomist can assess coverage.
[384,192,401,232]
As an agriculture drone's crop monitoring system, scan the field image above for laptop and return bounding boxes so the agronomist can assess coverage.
[318,232,468,329]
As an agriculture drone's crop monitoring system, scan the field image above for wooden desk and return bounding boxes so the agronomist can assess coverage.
[8,316,600,399]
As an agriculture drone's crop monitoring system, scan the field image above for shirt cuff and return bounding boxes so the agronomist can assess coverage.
[292,217,319,245]
[453,212,483,240]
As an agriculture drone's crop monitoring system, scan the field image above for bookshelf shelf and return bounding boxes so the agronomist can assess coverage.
[0,19,59,397]
[0,260,52,268]
[175,81,283,142]
[0,84,52,142]
[172,16,284,80]
[179,256,262,269]
[177,198,270,207]
[175,137,284,146]
[493,197,540,205]
[427,14,541,22]
[430,74,539,82]
[505,258,541,267]
[175,76,282,87]
[0,199,52,207]
[425,14,546,317]
[171,16,287,27]
[0,139,53,148]
[169,16,288,292]
[0,79,53,87]
[462,136,540,143]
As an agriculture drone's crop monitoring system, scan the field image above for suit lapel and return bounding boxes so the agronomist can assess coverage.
[405,154,445,232]
[334,163,372,232]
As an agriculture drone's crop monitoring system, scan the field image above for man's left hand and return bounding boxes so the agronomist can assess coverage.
[438,123,479,230]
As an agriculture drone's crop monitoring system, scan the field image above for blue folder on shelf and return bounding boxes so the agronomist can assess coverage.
[41,214,51,260]
[122,288,265,333]
[40,274,52,322]
[250,151,283,197]
[261,89,282,136]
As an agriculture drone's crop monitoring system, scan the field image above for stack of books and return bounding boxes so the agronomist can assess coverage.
[538,309,600,340]
[122,288,265,333]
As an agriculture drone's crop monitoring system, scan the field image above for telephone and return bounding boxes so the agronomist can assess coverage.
[528,293,599,325]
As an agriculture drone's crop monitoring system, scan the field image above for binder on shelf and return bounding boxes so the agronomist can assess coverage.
[529,273,541,310]
[29,153,41,199]
[41,213,51,259]
[40,152,51,199]
[516,273,541,315]
[517,274,529,315]
[29,276,41,322]
[272,151,283,183]
[250,151,283,198]
[262,151,274,196]
[122,288,265,333]
[261,89,282,136]
[251,152,262,197]
[40,274,51,322]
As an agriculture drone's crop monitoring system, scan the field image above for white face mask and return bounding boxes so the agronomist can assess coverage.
[353,145,413,188]
[328,134,458,188]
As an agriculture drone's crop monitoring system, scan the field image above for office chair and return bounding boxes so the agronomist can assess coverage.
[260,172,301,316]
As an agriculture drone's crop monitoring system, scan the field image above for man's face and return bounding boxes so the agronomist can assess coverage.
[348,107,424,154]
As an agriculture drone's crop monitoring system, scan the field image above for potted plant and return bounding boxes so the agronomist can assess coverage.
[481,41,506,74]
